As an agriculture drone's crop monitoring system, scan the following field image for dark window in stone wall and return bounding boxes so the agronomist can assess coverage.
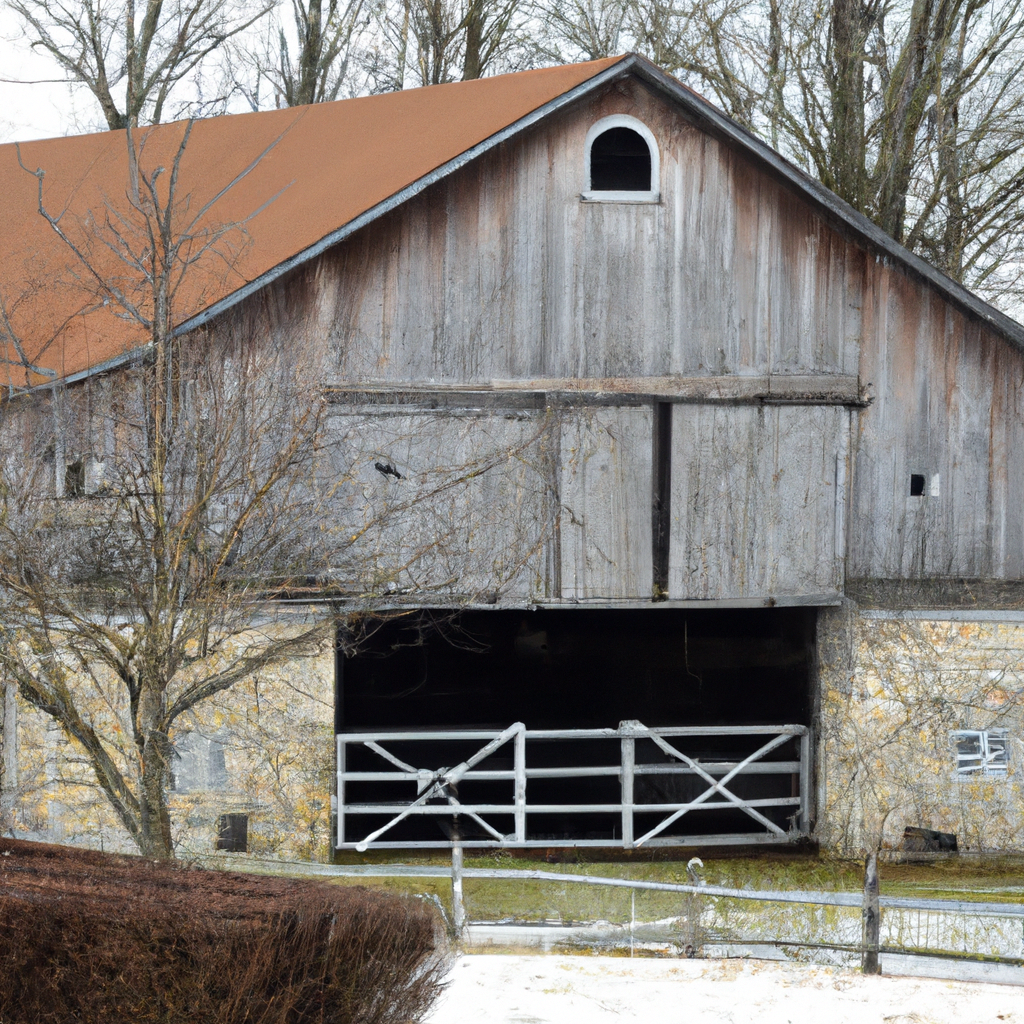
[216,812,248,853]
[590,128,652,191]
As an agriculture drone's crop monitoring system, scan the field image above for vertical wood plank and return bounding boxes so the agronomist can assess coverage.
[560,405,654,600]
[669,404,846,600]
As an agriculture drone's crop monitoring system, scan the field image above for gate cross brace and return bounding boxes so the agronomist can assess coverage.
[354,723,524,851]
[634,730,793,846]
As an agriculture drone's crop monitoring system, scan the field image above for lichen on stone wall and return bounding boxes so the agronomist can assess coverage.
[818,607,1024,854]
[1,649,335,862]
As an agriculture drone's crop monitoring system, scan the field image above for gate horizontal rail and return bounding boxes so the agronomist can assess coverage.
[337,721,811,850]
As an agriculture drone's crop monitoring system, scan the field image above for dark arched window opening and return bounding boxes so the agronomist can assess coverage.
[590,127,652,191]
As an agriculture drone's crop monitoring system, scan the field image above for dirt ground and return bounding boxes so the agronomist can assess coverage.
[424,954,1023,1024]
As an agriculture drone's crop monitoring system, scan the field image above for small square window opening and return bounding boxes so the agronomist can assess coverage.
[910,473,925,496]
[952,729,1009,777]
[216,812,248,853]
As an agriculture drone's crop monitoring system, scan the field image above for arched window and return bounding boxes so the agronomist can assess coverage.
[591,128,651,190]
[583,115,659,203]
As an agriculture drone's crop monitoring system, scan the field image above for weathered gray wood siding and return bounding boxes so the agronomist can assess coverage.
[248,73,1024,598]
[559,405,653,600]
[850,271,1024,580]
[307,78,863,383]
[669,405,849,600]
[322,404,556,601]
[321,401,654,602]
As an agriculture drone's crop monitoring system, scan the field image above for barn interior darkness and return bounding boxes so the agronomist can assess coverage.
[336,608,815,845]
[589,126,652,191]
[337,608,813,731]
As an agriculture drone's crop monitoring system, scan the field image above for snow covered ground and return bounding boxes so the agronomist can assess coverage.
[425,954,1023,1024]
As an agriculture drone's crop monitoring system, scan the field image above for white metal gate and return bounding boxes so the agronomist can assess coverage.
[336,721,811,850]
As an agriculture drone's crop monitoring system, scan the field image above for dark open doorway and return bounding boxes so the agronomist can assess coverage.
[338,607,813,730]
[336,608,815,847]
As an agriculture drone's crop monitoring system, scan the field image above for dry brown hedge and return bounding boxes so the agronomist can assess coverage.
[0,838,449,1024]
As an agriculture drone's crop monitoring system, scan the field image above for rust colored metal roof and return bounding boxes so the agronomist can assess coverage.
[0,57,625,389]
[3,53,1023,391]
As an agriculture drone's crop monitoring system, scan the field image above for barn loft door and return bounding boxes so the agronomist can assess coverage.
[559,406,654,600]
[668,404,849,601]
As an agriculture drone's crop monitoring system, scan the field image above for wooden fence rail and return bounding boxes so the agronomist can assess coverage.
[197,853,1024,973]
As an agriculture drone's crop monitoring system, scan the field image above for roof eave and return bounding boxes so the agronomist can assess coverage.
[174,55,640,340]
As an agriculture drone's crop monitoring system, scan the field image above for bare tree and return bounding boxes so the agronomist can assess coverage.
[0,117,557,856]
[535,0,627,63]
[364,0,526,89]
[0,123,340,857]
[610,0,1024,304]
[235,0,370,109]
[460,0,523,79]
[6,0,274,128]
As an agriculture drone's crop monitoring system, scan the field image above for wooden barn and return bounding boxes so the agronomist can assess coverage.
[3,54,1024,856]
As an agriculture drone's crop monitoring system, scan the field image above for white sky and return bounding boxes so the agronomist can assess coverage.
[0,9,95,141]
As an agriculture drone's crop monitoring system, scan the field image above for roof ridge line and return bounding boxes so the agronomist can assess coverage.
[626,55,1024,350]
[171,56,637,342]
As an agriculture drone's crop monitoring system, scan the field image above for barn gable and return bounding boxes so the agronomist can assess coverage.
[8,56,1024,606]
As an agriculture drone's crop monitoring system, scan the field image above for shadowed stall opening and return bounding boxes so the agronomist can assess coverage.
[336,608,815,848]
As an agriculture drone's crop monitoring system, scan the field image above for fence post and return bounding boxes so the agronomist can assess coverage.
[451,833,466,941]
[798,728,811,834]
[862,851,881,974]
[620,725,635,849]
[514,725,526,843]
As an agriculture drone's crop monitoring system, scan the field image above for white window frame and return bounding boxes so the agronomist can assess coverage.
[582,114,660,204]
[952,728,1009,777]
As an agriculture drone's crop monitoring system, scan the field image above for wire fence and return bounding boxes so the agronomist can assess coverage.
[200,852,1024,973]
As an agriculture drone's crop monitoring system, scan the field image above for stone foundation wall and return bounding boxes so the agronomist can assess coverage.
[0,650,334,861]
[818,604,1024,854]
[10,603,1023,860]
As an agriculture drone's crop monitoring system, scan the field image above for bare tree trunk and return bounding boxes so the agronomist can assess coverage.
[767,0,783,152]
[462,0,485,80]
[862,851,881,974]
[828,0,870,211]
[935,34,966,279]
[297,0,326,104]
[0,677,18,827]
[874,0,937,241]
[138,691,175,859]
